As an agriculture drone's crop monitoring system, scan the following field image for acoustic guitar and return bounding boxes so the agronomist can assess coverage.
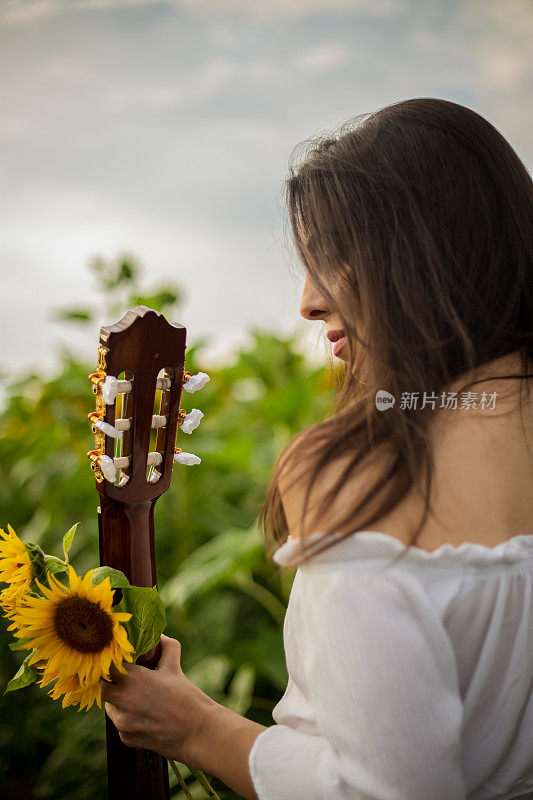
[87,306,208,799]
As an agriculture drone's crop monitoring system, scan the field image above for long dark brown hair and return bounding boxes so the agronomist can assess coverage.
[258,97,533,566]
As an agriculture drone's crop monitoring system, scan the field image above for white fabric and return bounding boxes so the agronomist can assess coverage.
[249,530,533,800]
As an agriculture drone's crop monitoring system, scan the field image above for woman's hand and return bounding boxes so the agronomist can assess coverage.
[100,634,217,765]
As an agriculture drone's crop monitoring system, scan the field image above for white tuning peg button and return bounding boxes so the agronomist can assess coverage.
[99,455,117,482]
[94,419,123,439]
[102,376,119,404]
[183,371,210,393]
[180,408,204,434]
[102,375,133,405]
[173,451,201,465]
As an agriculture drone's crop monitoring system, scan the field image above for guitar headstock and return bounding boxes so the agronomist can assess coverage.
[87,306,209,503]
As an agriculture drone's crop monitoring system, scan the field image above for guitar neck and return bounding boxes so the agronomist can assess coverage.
[98,497,169,799]
[99,496,158,588]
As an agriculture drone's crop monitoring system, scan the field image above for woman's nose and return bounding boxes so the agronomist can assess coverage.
[299,275,330,321]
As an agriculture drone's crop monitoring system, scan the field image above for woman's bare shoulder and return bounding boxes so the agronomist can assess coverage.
[277,429,390,540]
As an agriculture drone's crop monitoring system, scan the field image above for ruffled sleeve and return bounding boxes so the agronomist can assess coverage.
[248,565,466,800]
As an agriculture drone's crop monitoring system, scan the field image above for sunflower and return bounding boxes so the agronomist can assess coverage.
[0,582,30,629]
[39,668,103,712]
[11,565,134,689]
[0,525,33,594]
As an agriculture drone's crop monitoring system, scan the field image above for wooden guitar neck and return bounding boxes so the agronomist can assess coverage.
[88,307,190,800]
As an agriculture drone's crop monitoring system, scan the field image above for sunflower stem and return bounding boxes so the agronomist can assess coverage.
[168,759,193,799]
[189,767,222,800]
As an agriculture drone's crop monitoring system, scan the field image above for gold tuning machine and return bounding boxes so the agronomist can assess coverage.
[87,449,104,483]
[178,408,187,425]
[89,370,106,394]
[88,410,105,436]
[183,369,191,384]
[88,353,108,483]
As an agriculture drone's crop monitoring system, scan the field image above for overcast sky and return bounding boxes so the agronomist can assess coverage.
[1,0,532,379]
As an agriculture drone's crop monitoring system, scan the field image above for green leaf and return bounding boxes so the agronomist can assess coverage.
[62,522,80,562]
[91,567,131,589]
[186,654,232,696]
[130,287,181,314]
[115,586,166,658]
[224,663,255,716]
[160,525,264,609]
[229,629,288,692]
[8,638,31,651]
[4,652,38,694]
[44,555,68,577]
[25,542,46,582]
[54,309,93,324]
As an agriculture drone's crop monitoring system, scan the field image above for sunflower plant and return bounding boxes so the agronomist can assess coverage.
[0,523,221,800]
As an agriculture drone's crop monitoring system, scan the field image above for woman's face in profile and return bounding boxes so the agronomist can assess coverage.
[299,273,351,363]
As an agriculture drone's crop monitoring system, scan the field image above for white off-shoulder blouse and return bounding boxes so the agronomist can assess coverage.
[247,530,533,800]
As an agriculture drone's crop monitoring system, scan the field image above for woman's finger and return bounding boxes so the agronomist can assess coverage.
[104,700,119,723]
[108,661,131,683]
[100,678,120,703]
[157,634,182,672]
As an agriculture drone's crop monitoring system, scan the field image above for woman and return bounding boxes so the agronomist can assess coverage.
[101,98,533,799]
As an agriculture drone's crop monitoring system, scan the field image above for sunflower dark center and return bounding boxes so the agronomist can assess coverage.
[54,596,113,653]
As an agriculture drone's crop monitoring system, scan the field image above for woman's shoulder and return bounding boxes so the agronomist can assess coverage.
[277,427,395,543]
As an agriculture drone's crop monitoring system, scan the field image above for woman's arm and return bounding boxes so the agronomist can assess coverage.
[101,634,267,800]
[193,701,266,800]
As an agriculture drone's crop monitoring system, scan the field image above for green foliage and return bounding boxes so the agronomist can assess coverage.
[116,586,167,658]
[62,523,80,562]
[53,254,184,327]
[43,555,68,577]
[90,566,130,588]
[4,652,38,694]
[0,256,335,798]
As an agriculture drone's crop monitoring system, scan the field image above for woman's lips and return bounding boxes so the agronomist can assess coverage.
[333,336,347,356]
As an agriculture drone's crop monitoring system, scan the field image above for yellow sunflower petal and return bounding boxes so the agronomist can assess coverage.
[11,565,134,696]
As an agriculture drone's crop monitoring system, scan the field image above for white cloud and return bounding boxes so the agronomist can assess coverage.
[102,59,235,111]
[0,0,159,25]
[0,0,58,25]
[295,42,350,74]
[1,0,532,382]
[177,0,402,18]
[1,0,402,26]
[478,0,533,91]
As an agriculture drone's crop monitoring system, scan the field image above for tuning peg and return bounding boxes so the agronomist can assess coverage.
[99,455,118,482]
[87,450,104,483]
[101,375,134,405]
[173,447,201,465]
[94,419,123,439]
[183,371,210,393]
[180,408,204,434]
[99,454,132,481]
[89,371,106,393]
